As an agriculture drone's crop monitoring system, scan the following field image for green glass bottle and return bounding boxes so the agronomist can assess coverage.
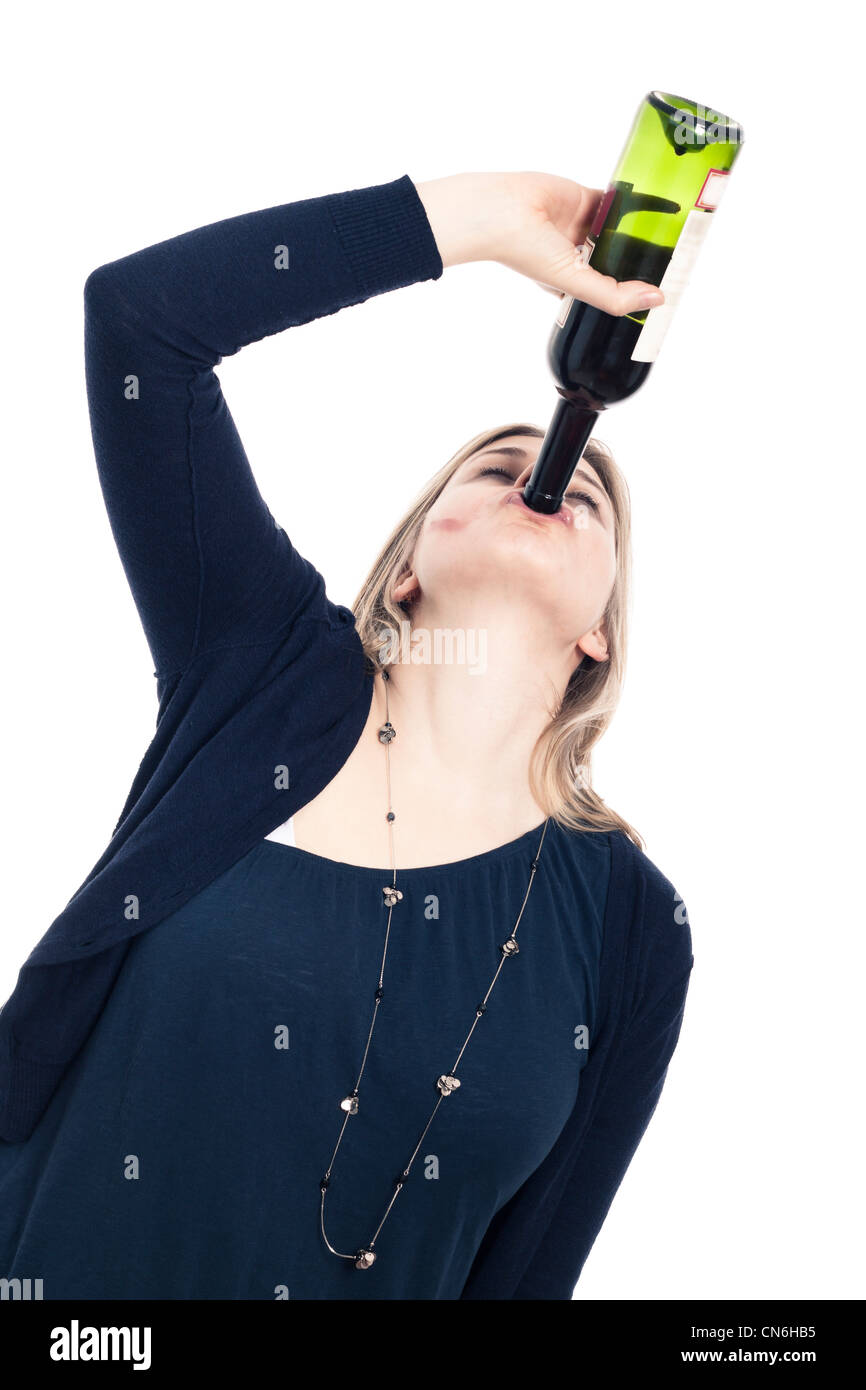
[523,91,744,512]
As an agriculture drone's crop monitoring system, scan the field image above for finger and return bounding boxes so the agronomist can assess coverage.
[534,219,664,317]
[535,268,662,313]
[568,263,665,317]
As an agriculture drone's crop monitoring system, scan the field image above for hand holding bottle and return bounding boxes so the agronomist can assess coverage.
[413,171,665,318]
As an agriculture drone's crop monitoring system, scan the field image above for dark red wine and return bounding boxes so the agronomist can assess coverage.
[550,233,675,407]
[522,90,744,513]
[521,236,675,514]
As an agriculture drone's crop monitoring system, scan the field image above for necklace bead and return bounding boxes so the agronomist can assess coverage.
[436,1074,461,1096]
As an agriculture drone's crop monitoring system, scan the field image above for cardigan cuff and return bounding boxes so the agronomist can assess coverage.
[326,174,444,298]
[0,1044,68,1144]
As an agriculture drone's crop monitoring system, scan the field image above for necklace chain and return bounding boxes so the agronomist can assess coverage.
[319,666,549,1270]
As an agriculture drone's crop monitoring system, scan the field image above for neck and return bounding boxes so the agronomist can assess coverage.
[370,596,580,827]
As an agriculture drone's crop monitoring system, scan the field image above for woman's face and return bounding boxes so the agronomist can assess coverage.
[395,434,616,664]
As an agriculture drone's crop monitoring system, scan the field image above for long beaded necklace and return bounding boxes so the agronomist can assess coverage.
[319,666,550,1269]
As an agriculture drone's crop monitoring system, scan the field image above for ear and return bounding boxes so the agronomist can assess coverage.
[392,569,420,605]
[576,622,610,664]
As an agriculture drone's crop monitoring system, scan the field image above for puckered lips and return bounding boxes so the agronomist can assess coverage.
[503,488,573,527]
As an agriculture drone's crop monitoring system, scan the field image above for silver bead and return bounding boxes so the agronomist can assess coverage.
[378,722,396,744]
[355,1248,377,1269]
[437,1074,461,1096]
[501,938,520,956]
[382,885,403,908]
[340,1094,359,1114]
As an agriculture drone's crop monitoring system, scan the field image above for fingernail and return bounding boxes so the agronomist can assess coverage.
[638,290,664,308]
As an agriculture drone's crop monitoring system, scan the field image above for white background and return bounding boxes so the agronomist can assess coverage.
[1,0,862,1301]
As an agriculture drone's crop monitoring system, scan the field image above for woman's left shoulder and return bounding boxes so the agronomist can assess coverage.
[610,829,695,989]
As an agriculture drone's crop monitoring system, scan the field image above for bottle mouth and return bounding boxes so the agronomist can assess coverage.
[648,90,744,144]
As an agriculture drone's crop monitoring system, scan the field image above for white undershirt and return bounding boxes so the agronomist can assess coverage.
[265,815,296,847]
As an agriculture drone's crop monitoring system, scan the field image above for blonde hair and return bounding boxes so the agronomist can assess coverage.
[351,422,644,850]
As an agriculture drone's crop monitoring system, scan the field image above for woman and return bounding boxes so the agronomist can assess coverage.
[0,170,693,1300]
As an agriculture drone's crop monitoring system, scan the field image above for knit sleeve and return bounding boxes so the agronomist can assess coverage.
[458,847,694,1302]
[508,961,694,1299]
[82,175,443,682]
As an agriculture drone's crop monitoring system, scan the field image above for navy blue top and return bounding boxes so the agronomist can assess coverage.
[0,823,607,1299]
[0,173,694,1298]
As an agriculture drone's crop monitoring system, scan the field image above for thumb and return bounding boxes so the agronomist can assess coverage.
[532,219,665,318]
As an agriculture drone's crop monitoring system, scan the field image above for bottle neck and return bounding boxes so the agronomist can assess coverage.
[522,397,600,513]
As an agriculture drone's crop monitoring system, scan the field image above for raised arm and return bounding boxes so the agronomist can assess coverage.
[82,174,443,685]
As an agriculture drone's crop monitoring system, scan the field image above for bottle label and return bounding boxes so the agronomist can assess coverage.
[630,208,714,363]
[555,293,573,327]
[696,168,729,210]
[575,184,617,267]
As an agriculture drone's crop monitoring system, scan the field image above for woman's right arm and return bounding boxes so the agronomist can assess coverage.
[83,168,659,697]
[83,174,443,690]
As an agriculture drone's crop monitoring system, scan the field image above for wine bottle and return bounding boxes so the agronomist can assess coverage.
[522,91,744,513]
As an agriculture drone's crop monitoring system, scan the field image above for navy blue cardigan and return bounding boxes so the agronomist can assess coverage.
[0,173,694,1298]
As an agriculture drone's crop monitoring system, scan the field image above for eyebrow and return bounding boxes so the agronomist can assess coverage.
[471,446,609,501]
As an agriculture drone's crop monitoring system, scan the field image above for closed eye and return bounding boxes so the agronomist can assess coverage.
[477,464,600,513]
